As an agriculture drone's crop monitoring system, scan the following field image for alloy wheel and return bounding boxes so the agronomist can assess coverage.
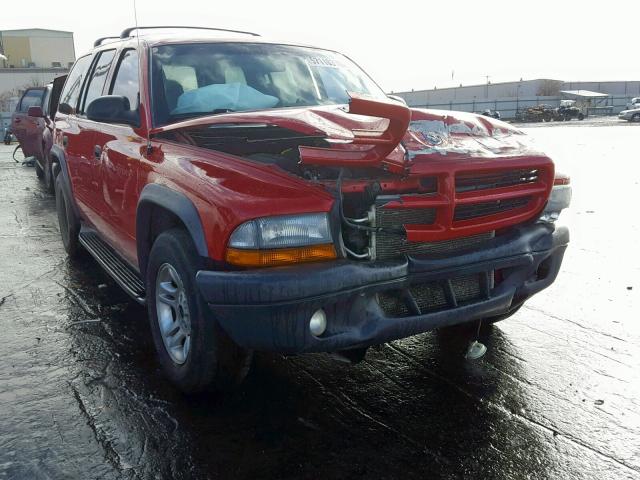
[155,263,192,365]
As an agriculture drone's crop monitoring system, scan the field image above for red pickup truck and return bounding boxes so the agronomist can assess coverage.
[52,27,570,392]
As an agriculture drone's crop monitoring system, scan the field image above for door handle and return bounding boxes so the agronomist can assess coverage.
[94,145,102,159]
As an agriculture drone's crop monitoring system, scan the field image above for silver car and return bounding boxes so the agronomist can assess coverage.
[626,97,640,110]
[618,107,640,122]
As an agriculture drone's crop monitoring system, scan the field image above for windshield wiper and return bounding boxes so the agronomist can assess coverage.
[168,108,236,121]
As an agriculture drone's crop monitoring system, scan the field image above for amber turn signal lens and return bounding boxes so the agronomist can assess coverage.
[226,244,337,267]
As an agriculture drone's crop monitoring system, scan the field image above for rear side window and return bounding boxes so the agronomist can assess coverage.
[110,49,140,114]
[59,55,92,113]
[81,49,116,114]
[18,89,45,112]
[42,88,51,116]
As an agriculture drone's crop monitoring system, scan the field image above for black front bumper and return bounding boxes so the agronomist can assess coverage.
[196,223,569,354]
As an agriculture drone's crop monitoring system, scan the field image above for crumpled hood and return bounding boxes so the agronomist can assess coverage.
[151,95,543,173]
[403,109,539,162]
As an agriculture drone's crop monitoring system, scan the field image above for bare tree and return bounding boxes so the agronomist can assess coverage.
[0,79,44,111]
[536,80,562,97]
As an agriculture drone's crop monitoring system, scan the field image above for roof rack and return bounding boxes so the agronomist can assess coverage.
[93,36,121,47]
[120,26,260,39]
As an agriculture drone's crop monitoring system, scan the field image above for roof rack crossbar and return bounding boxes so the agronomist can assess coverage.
[120,26,260,39]
[94,36,121,47]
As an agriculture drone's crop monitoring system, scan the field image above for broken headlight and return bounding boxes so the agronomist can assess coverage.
[539,175,571,223]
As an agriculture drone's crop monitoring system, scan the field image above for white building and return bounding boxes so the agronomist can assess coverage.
[0,28,75,69]
[393,79,640,105]
[0,29,75,131]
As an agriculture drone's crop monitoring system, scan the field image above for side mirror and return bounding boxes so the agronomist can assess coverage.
[387,94,407,106]
[86,95,138,126]
[27,106,45,118]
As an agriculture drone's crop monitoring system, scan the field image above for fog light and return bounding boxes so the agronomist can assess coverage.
[309,309,327,337]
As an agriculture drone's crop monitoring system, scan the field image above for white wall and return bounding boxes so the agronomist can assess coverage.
[394,80,640,107]
[0,69,67,94]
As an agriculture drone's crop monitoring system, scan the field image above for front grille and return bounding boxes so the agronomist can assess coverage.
[454,197,531,221]
[377,273,489,317]
[456,169,539,193]
[375,200,494,260]
[375,229,494,261]
[376,205,436,229]
[370,164,549,260]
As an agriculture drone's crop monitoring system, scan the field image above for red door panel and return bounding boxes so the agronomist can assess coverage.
[12,88,47,159]
[95,125,142,265]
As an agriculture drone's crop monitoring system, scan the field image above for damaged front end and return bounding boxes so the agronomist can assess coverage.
[168,94,569,352]
[153,93,554,265]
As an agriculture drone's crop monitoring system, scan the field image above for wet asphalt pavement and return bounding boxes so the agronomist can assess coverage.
[1,117,639,480]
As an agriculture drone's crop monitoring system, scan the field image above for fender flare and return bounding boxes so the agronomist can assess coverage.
[136,183,209,277]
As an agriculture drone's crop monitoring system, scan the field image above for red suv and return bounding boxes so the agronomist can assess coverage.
[52,27,570,392]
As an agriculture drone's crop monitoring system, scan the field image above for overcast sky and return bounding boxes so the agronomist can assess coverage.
[3,0,639,92]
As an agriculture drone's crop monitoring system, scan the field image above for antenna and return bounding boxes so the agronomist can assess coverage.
[132,0,152,154]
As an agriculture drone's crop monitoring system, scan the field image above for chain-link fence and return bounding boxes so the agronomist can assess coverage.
[405,95,634,119]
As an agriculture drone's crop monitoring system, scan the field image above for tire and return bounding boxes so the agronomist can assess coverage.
[35,160,44,178]
[43,156,55,194]
[55,173,81,257]
[146,228,253,393]
[632,113,640,123]
[578,113,585,121]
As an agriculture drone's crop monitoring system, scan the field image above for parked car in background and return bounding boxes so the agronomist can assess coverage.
[53,26,570,393]
[11,76,67,191]
[481,109,501,119]
[626,97,640,110]
[618,106,640,122]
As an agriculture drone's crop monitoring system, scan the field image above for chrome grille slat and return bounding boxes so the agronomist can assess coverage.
[456,169,539,193]
[453,197,531,221]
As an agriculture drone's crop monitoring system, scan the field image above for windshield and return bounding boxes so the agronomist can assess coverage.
[150,42,386,126]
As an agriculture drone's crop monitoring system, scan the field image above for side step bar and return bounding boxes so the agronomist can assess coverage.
[78,229,146,304]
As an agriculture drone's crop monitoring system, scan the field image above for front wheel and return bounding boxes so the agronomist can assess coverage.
[631,113,640,122]
[146,229,252,393]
